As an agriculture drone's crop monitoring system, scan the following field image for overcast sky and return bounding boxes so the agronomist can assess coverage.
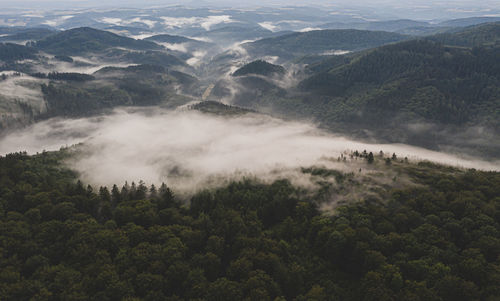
[0,0,499,8]
[0,0,499,21]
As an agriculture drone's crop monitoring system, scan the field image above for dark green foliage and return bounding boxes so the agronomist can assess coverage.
[0,150,499,300]
[232,60,286,77]
[39,64,198,117]
[0,43,37,62]
[237,23,500,158]
[190,101,255,116]
[35,27,162,55]
[298,39,500,128]
[40,82,131,117]
[47,72,94,81]
[32,72,95,81]
[367,152,374,164]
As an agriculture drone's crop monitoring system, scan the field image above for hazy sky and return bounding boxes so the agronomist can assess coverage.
[0,0,499,9]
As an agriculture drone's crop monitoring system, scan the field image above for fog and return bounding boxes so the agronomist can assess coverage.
[0,73,48,113]
[161,15,233,31]
[1,107,498,193]
[32,56,140,75]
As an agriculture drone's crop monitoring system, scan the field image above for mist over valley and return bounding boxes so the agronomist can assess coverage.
[1,2,500,300]
[1,106,498,194]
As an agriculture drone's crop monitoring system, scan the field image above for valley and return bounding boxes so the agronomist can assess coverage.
[0,3,499,300]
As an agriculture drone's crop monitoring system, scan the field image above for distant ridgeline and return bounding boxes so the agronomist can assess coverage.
[32,27,162,55]
[0,149,499,300]
[30,72,95,81]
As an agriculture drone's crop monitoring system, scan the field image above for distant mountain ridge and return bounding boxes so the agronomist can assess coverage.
[0,27,55,42]
[243,29,409,60]
[427,22,500,47]
[145,34,203,44]
[35,27,162,55]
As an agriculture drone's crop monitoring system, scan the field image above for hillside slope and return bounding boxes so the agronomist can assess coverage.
[236,23,500,157]
[232,60,285,77]
[35,27,162,55]
[243,29,409,60]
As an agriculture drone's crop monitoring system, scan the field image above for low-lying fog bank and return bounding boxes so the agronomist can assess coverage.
[0,107,498,192]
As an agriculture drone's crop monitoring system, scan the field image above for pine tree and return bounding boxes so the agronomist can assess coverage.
[149,184,158,199]
[111,184,121,206]
[367,152,374,164]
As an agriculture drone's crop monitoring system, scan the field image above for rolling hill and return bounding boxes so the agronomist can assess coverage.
[232,60,285,77]
[35,27,162,55]
[299,39,499,126]
[438,17,500,27]
[0,43,38,62]
[243,29,409,60]
[319,19,431,32]
[0,27,55,42]
[194,25,280,45]
[145,34,207,45]
[427,22,500,47]
[235,23,500,157]
[39,64,199,118]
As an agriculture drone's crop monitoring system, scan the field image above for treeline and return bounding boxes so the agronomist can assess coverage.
[0,72,22,81]
[31,72,95,81]
[0,150,499,300]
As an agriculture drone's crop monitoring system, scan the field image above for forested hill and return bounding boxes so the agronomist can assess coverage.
[0,149,499,300]
[34,27,162,55]
[427,22,500,47]
[145,34,197,44]
[0,27,55,42]
[0,43,38,62]
[243,29,409,59]
[232,60,286,77]
[228,22,500,158]
[296,26,500,130]
[39,64,198,118]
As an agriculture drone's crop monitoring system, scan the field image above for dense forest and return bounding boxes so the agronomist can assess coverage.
[427,22,500,47]
[0,150,499,300]
[38,64,198,118]
[243,29,408,60]
[0,43,38,62]
[34,27,162,55]
[232,60,286,77]
[297,39,500,128]
[0,28,55,43]
[31,72,95,82]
